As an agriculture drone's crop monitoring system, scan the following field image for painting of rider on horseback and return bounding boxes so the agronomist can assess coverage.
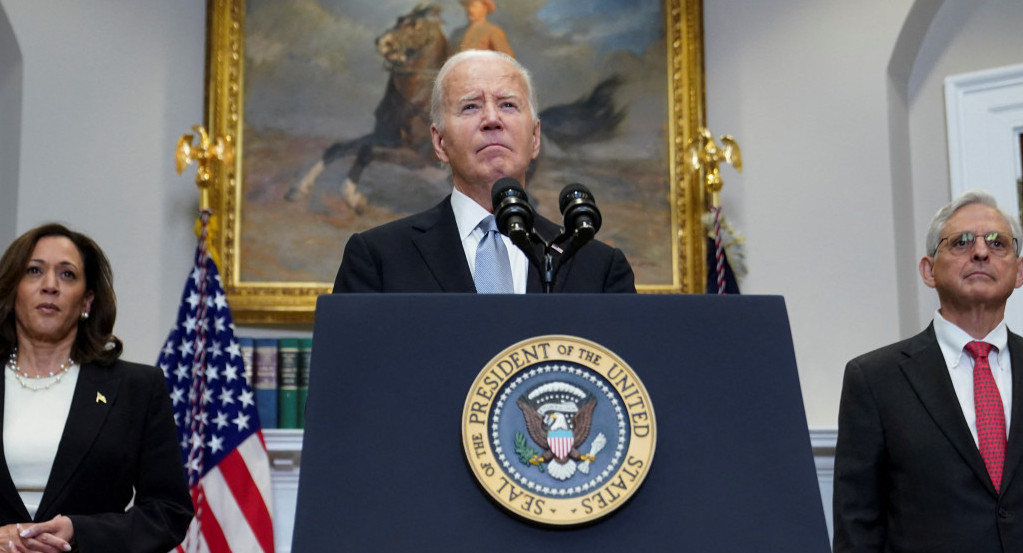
[241,0,670,287]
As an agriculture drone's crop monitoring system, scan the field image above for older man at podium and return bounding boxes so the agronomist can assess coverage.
[332,50,634,294]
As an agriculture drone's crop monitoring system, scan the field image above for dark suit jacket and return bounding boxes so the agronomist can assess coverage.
[333,195,636,293]
[0,359,193,553]
[833,325,1023,553]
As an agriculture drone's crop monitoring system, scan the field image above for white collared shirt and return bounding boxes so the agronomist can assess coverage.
[933,310,1013,445]
[451,187,528,293]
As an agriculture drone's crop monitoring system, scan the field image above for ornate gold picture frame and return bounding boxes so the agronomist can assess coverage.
[203,0,706,323]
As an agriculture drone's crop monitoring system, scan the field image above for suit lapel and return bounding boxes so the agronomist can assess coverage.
[411,197,475,292]
[0,372,32,520]
[899,326,996,495]
[999,331,1023,494]
[36,363,121,519]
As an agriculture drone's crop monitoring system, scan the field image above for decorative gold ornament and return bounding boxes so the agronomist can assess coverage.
[685,127,742,207]
[175,125,234,211]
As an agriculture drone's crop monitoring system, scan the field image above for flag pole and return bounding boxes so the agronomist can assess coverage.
[685,127,743,294]
[165,127,274,553]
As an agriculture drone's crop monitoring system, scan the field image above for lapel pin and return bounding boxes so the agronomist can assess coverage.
[96,392,107,404]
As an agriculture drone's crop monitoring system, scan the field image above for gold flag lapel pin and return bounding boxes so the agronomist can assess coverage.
[96,391,107,404]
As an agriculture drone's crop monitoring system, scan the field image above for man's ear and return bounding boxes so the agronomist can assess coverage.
[530,120,541,160]
[919,256,937,289]
[431,125,449,163]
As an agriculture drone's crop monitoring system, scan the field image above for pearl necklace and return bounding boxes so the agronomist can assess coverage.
[5,348,76,392]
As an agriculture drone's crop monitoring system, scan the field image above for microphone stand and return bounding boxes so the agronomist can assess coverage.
[510,228,588,294]
[506,228,555,293]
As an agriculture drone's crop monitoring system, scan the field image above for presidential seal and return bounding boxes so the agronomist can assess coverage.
[462,335,656,526]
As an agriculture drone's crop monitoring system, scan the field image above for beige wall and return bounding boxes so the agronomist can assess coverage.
[705,0,1023,427]
[3,0,1023,428]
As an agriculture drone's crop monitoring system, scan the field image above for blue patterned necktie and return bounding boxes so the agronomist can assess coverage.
[474,215,514,293]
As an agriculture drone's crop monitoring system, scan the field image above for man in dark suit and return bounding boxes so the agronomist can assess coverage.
[333,49,635,294]
[834,189,1023,553]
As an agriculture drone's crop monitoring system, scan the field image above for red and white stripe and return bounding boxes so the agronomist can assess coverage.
[175,433,275,553]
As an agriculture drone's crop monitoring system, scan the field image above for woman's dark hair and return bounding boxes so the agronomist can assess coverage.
[0,223,123,365]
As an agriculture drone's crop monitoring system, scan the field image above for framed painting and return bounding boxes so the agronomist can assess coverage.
[203,0,707,322]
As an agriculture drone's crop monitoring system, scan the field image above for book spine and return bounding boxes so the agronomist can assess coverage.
[239,337,255,388]
[254,338,279,430]
[298,337,313,429]
[277,338,300,429]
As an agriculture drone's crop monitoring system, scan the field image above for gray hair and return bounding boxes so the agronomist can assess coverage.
[429,49,539,133]
[925,188,1023,257]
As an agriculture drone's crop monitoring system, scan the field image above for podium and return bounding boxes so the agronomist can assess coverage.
[292,294,830,552]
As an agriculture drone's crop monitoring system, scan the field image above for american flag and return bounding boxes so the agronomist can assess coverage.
[158,212,275,553]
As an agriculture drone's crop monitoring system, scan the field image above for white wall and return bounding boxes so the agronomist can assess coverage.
[705,0,1023,427]
[704,0,912,427]
[0,5,20,244]
[1,0,205,364]
[4,0,1023,431]
[906,0,1023,326]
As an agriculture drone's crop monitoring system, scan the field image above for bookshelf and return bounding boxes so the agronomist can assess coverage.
[238,327,310,553]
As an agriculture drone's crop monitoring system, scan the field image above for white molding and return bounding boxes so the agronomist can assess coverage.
[945,62,1023,197]
[810,427,837,453]
[810,428,836,541]
[265,430,303,553]
[945,63,1023,332]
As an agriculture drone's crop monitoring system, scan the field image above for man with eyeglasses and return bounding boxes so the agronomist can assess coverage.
[834,189,1023,553]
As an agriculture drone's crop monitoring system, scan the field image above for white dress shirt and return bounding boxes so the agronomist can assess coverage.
[933,310,1013,446]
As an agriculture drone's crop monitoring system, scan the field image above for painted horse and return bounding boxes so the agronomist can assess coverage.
[285,3,448,212]
[286,2,628,214]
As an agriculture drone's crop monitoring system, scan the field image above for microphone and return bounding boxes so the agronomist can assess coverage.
[491,177,535,246]
[559,183,602,246]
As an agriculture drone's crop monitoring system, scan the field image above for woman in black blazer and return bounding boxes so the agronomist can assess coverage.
[0,224,192,553]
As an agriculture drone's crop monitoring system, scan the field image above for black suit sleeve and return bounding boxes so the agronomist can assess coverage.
[602,247,636,293]
[833,359,887,553]
[68,366,193,553]
[333,232,382,293]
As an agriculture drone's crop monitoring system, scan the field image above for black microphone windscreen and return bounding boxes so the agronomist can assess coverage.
[491,177,526,211]
[559,183,594,214]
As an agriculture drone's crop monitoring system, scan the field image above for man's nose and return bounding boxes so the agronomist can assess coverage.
[480,102,502,129]
[972,239,991,259]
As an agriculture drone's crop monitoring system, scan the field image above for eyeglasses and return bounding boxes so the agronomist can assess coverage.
[932,231,1019,257]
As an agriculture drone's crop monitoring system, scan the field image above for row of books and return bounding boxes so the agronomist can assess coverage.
[239,337,312,430]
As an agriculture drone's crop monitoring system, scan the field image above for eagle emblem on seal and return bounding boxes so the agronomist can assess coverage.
[516,382,607,480]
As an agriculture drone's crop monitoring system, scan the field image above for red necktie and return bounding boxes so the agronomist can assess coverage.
[965,340,1007,492]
